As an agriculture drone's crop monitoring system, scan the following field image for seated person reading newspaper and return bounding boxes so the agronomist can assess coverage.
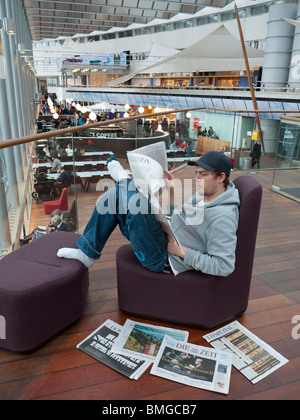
[57,143,239,276]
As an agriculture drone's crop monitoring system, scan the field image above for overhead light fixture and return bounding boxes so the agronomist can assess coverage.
[154,106,161,113]
[0,18,15,35]
[186,112,191,118]
[138,106,144,113]
[89,111,97,121]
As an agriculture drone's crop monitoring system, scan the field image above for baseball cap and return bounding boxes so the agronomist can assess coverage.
[188,151,233,177]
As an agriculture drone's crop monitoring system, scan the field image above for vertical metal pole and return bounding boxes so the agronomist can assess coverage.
[235,4,265,153]
[0,152,11,250]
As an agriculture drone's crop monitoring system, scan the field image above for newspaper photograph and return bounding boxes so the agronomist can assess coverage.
[76,319,151,380]
[150,335,232,395]
[203,321,289,384]
[111,319,189,362]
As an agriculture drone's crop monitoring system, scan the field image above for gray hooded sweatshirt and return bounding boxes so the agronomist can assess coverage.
[168,182,240,276]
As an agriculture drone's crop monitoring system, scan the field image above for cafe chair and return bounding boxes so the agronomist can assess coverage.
[43,187,68,214]
[116,176,262,330]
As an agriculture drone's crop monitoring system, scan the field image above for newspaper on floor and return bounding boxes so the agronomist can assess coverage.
[150,335,232,395]
[203,320,289,384]
[111,319,189,362]
[76,319,151,380]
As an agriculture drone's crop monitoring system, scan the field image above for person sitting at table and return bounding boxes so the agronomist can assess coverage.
[180,140,188,151]
[73,147,82,158]
[65,144,73,154]
[42,144,50,158]
[169,140,177,150]
[59,147,67,157]
[50,155,62,172]
[55,165,70,186]
[20,209,63,244]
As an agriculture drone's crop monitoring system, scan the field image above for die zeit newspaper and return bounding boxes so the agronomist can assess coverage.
[150,335,232,395]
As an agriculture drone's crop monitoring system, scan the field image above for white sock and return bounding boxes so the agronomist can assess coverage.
[57,247,95,268]
[107,160,129,182]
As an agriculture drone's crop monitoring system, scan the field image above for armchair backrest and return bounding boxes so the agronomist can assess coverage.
[232,176,262,283]
[58,188,68,209]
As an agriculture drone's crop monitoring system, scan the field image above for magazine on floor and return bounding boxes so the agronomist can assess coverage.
[203,320,289,384]
[150,335,232,395]
[111,319,189,362]
[76,319,151,380]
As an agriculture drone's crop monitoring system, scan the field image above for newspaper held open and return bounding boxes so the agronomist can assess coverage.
[150,335,232,394]
[126,141,182,247]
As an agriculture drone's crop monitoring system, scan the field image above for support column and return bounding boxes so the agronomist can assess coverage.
[260,118,281,154]
[0,156,11,250]
[0,7,19,209]
[261,2,297,87]
[0,0,23,182]
[288,0,300,87]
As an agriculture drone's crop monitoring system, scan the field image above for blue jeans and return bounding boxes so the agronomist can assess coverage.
[77,179,168,272]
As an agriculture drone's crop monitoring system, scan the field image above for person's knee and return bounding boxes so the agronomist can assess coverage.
[96,187,117,215]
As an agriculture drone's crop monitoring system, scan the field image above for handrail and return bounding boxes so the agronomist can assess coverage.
[65,83,300,95]
[1,105,300,150]
[0,107,206,150]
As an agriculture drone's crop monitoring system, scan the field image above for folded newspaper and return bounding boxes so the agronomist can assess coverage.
[127,141,178,242]
[76,319,151,380]
[150,335,232,395]
[203,321,289,384]
[111,319,189,362]
[127,141,168,197]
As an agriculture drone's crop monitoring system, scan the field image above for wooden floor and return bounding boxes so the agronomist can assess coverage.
[1,160,300,400]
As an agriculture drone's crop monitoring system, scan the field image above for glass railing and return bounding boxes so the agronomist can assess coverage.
[0,102,283,256]
[272,117,300,202]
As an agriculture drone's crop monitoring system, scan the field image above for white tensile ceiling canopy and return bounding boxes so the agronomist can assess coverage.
[101,25,264,86]
[23,0,235,41]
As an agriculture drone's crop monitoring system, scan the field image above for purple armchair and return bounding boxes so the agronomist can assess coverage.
[116,176,262,329]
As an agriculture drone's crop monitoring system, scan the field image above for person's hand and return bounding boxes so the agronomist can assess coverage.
[167,236,187,259]
[163,170,174,189]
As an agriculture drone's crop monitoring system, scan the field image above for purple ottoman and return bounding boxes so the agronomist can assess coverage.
[0,232,89,353]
